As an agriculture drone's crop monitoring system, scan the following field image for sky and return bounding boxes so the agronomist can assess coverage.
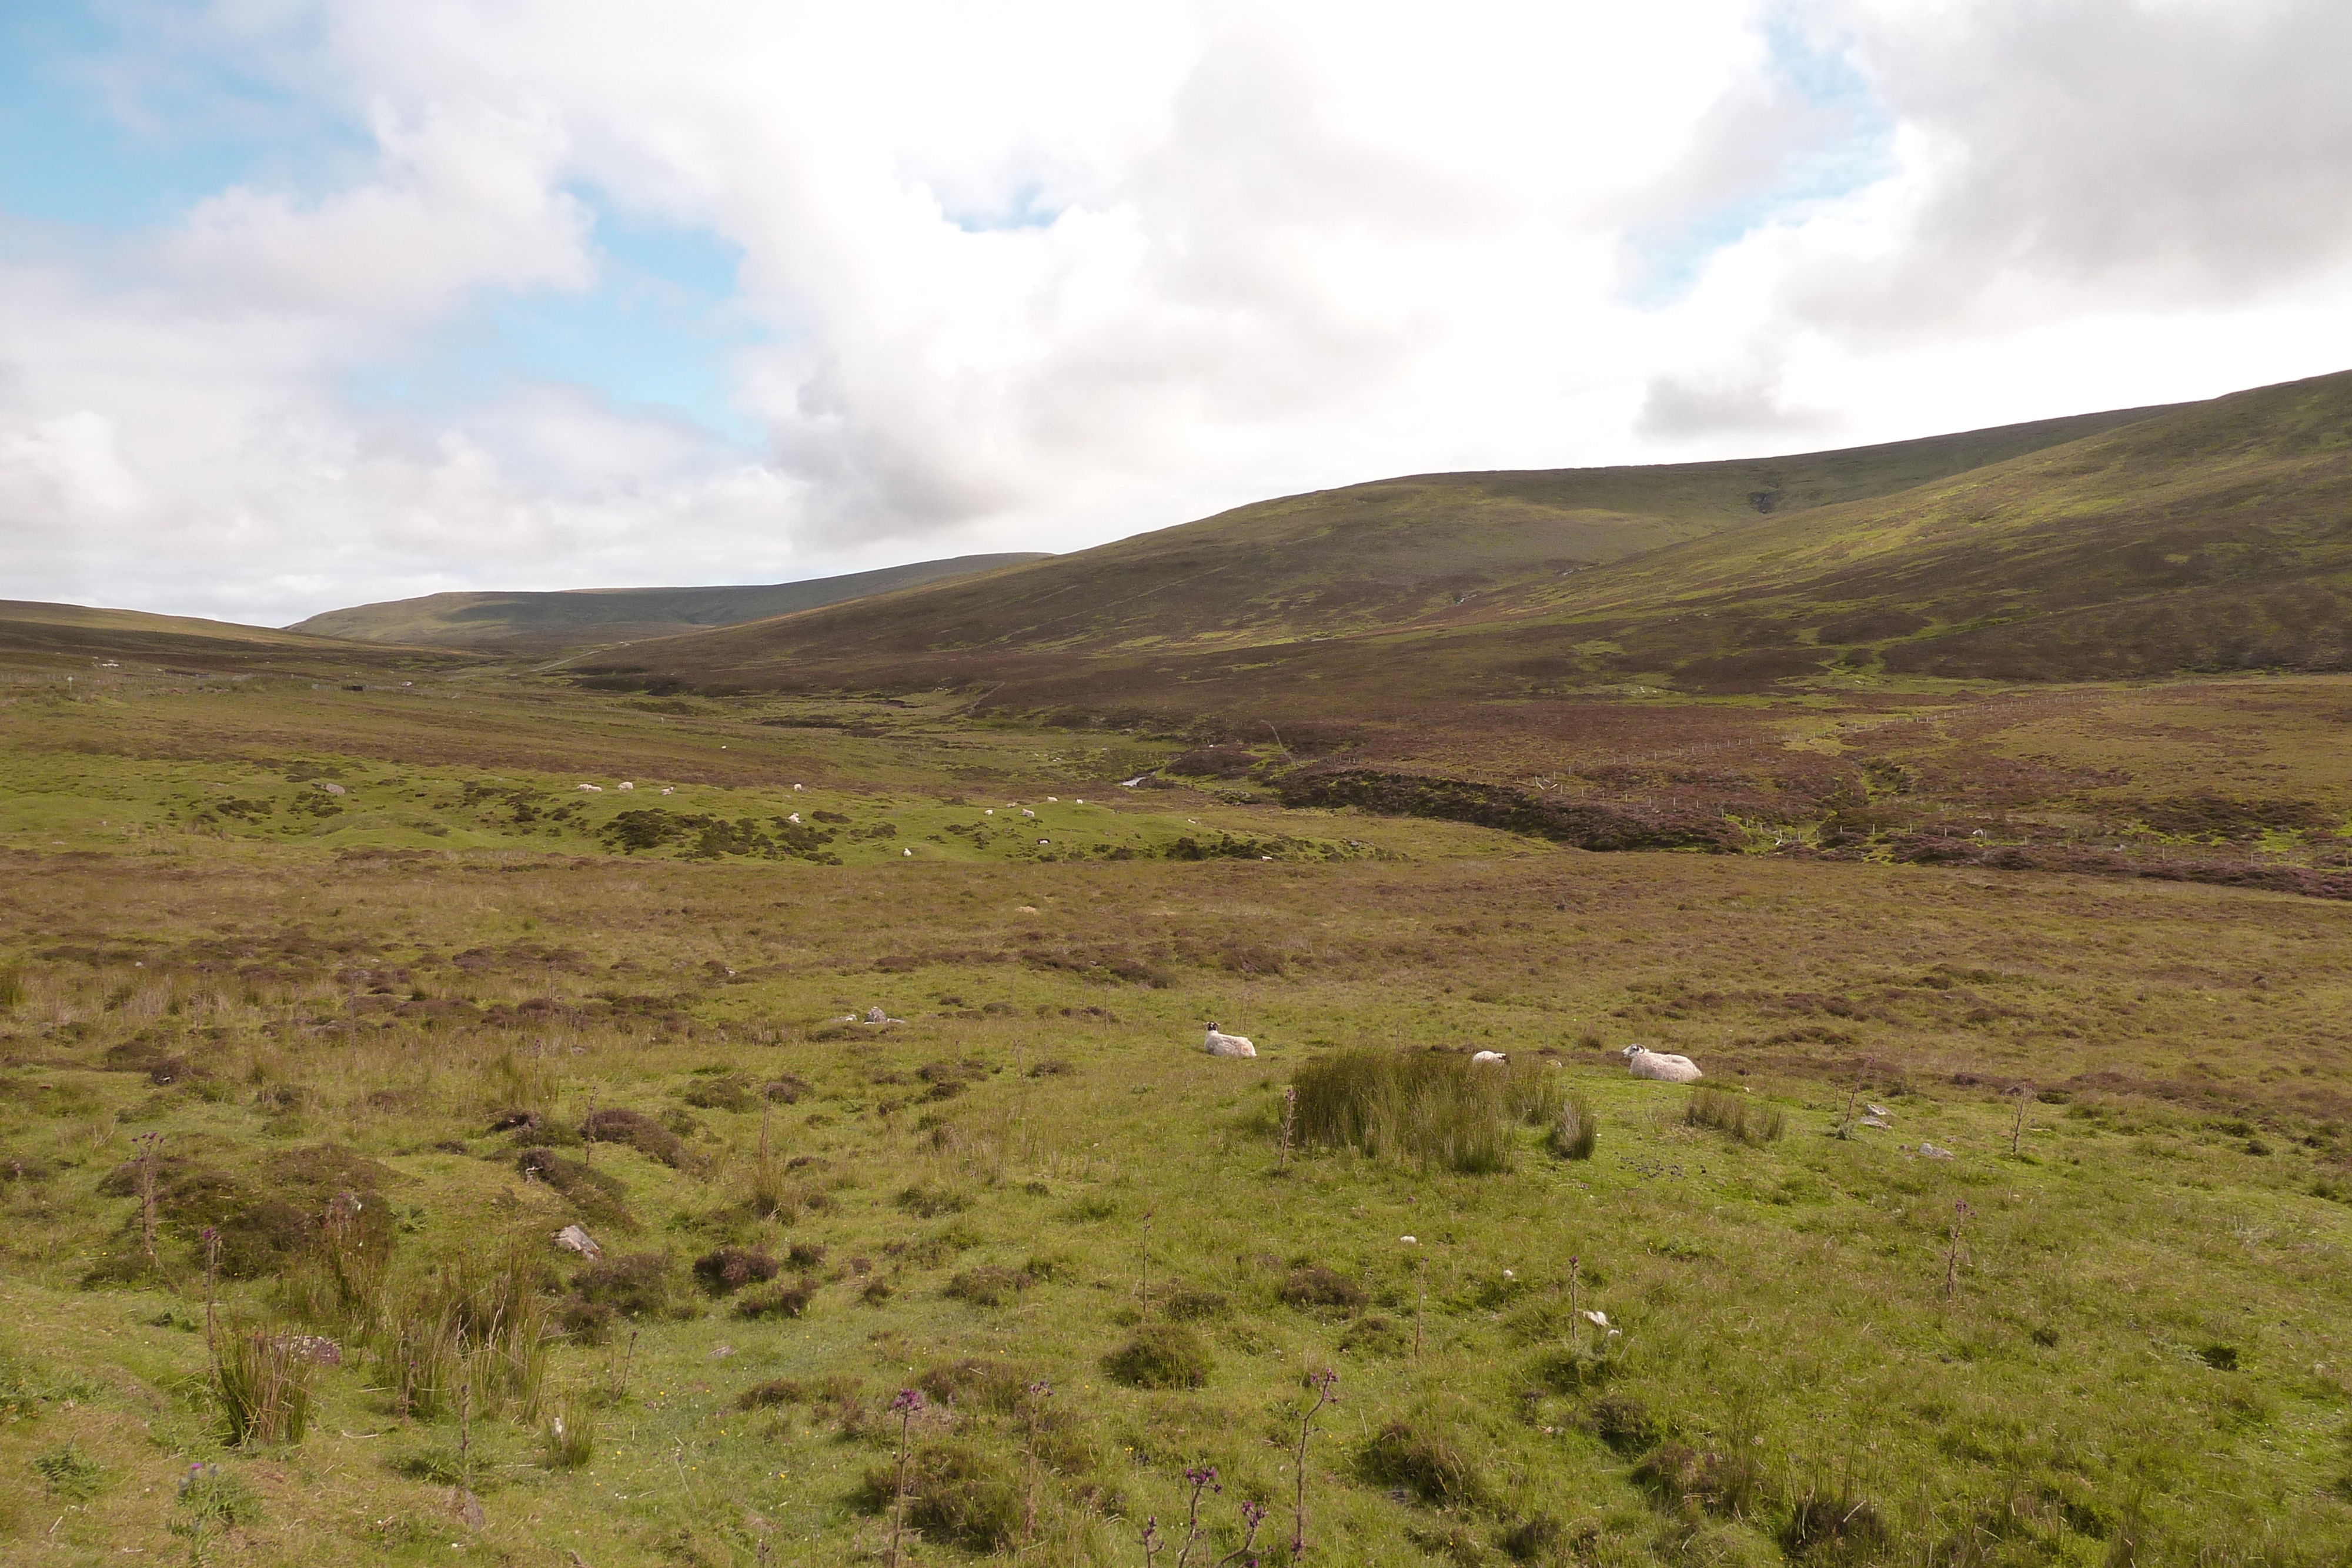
[3,0,2350,627]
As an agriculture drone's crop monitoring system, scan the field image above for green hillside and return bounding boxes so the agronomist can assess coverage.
[0,599,456,677]
[610,402,2169,681]
[289,553,1051,651]
[597,372,2349,711]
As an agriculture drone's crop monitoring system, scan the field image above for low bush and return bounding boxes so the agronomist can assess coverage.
[896,1181,971,1218]
[1105,1323,1212,1389]
[1162,1286,1230,1321]
[1780,1481,1890,1562]
[680,1072,756,1112]
[1280,1265,1366,1312]
[572,1252,672,1317]
[579,1108,693,1168]
[1687,1089,1786,1146]
[1633,1440,1768,1520]
[736,1277,818,1319]
[515,1147,633,1228]
[917,1358,1036,1412]
[692,1246,780,1294]
[1359,1417,1489,1507]
[857,1441,1023,1552]
[1587,1393,1659,1456]
[944,1266,1030,1307]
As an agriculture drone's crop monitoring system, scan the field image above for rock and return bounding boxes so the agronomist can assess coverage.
[553,1223,602,1259]
[269,1333,342,1365]
[449,1488,484,1531]
[1859,1116,1890,1129]
[1919,1142,1955,1160]
[315,781,346,795]
[1867,1104,1891,1118]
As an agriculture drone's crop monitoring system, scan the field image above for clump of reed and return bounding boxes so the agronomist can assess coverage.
[217,1326,315,1446]
[1686,1088,1785,1146]
[1549,1092,1599,1161]
[540,1394,596,1470]
[372,1235,554,1422]
[1295,1049,1566,1173]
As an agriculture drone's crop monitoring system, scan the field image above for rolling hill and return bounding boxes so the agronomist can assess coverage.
[289,553,1051,651]
[582,378,2352,711]
[0,599,453,676]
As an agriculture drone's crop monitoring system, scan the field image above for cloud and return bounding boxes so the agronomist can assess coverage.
[4,0,2352,624]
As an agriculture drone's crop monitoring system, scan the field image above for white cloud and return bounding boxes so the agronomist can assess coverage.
[4,0,2351,624]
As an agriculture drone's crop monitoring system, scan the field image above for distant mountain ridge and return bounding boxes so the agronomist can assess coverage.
[288,553,1052,651]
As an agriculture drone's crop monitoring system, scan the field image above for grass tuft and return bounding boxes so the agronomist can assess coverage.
[1293,1049,1518,1173]
[1104,1323,1212,1389]
[1687,1087,1786,1145]
[217,1326,315,1446]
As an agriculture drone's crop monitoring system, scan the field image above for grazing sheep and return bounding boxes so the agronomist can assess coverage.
[617,781,634,791]
[1202,1022,1257,1058]
[1623,1045,1703,1084]
[1471,1050,1507,1065]
[577,783,604,792]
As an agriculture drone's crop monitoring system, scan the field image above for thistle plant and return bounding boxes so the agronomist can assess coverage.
[1291,1370,1338,1558]
[888,1387,926,1567]
[1945,1200,1973,1299]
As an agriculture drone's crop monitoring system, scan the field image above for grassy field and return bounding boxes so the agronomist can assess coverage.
[4,664,2351,1566]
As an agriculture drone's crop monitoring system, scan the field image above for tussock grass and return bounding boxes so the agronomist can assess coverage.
[216,1326,314,1446]
[1294,1048,1521,1172]
[1686,1086,1786,1145]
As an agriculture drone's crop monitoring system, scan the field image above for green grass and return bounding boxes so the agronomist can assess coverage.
[1,643,2350,1564]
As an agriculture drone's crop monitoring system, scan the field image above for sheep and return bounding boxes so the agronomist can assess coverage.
[1623,1045,1703,1083]
[1202,1022,1257,1058]
[1471,1050,1507,1065]
[576,783,604,792]
[617,781,634,791]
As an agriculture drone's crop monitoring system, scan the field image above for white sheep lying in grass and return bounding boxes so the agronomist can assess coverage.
[1202,1022,1257,1058]
[1623,1045,1703,1083]
[1471,1050,1507,1065]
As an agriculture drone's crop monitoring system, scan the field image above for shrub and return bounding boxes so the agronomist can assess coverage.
[515,1147,633,1228]
[1588,1393,1659,1456]
[1292,1049,1516,1173]
[572,1252,671,1318]
[858,1441,1023,1552]
[97,1144,396,1279]
[1525,1345,1618,1393]
[763,1075,811,1102]
[32,1442,105,1500]
[540,1396,595,1470]
[693,1246,780,1294]
[1633,1440,1768,1520]
[1105,1323,1212,1389]
[788,1242,828,1269]
[917,1358,1035,1413]
[1549,1094,1599,1160]
[1359,1417,1489,1506]
[1498,1514,1565,1561]
[1686,1089,1785,1146]
[218,1326,315,1446]
[1280,1266,1367,1312]
[1780,1482,1890,1561]
[944,1266,1030,1307]
[1162,1287,1230,1321]
[680,1073,756,1112]
[579,1108,693,1168]
[896,1181,971,1218]
[737,1277,818,1319]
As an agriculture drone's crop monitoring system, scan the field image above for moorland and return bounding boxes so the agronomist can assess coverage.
[2,370,2350,1567]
